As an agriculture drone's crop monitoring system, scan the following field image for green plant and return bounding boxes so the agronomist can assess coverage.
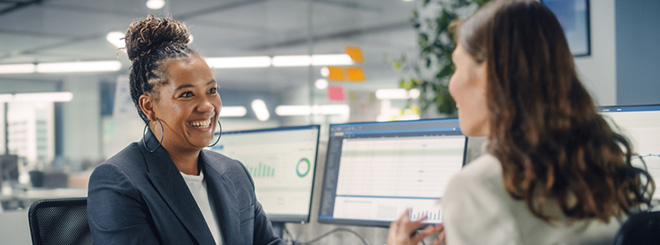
[395,0,490,117]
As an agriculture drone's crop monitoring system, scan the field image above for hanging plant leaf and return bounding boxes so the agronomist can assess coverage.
[393,0,490,117]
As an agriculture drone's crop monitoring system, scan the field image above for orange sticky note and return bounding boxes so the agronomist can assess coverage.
[347,67,365,82]
[327,86,345,101]
[327,66,344,81]
[345,46,364,63]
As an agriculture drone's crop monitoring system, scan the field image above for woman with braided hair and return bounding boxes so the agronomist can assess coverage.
[87,15,282,245]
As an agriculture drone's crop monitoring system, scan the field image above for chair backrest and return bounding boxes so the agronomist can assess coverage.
[614,210,660,245]
[28,197,93,245]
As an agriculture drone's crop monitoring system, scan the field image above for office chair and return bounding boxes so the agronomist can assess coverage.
[28,197,93,245]
[614,210,660,245]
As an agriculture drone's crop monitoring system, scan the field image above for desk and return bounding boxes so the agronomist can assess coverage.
[0,187,87,211]
[0,210,31,244]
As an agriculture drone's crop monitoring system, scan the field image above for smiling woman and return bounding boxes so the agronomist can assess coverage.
[86,15,282,245]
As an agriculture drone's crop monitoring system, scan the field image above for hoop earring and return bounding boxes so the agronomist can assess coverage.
[208,121,222,147]
[143,118,164,153]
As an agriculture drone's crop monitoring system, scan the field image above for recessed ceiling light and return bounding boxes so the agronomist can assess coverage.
[146,0,165,10]
[315,79,328,90]
[205,56,271,69]
[106,31,125,48]
[320,67,330,77]
[219,106,247,117]
[251,99,270,121]
[36,61,122,73]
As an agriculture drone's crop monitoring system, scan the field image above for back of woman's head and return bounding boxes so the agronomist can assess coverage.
[125,15,195,122]
[457,0,653,222]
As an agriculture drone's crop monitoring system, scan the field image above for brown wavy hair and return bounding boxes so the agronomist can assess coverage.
[456,0,654,222]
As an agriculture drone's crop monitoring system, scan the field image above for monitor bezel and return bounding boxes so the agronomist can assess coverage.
[213,125,321,224]
[317,118,468,227]
[597,104,660,113]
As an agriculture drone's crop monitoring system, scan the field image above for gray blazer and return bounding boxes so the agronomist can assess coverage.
[87,130,282,245]
[442,154,622,245]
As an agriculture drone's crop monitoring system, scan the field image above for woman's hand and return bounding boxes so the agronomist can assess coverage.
[387,209,446,245]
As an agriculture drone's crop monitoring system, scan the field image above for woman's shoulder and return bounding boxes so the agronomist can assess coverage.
[454,153,502,182]
[91,143,144,177]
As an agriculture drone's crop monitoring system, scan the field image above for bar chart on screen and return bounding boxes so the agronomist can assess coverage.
[245,163,276,178]
[410,207,443,223]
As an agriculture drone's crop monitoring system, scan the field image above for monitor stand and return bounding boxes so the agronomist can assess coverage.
[271,221,285,239]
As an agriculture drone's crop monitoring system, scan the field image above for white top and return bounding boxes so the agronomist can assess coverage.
[181,170,223,245]
[442,154,623,245]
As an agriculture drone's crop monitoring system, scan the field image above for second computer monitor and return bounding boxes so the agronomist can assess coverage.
[599,104,660,199]
[210,125,320,223]
[318,119,467,227]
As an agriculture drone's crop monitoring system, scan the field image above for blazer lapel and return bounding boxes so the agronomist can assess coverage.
[140,130,216,245]
[200,151,243,244]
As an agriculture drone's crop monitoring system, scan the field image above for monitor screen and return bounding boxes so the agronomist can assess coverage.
[210,125,320,223]
[541,0,591,56]
[598,104,660,199]
[318,119,467,227]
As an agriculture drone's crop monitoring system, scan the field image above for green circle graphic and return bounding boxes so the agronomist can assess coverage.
[296,158,311,177]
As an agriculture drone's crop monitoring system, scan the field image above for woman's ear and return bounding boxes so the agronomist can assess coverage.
[139,94,156,121]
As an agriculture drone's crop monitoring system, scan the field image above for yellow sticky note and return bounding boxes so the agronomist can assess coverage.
[327,66,344,81]
[345,46,364,63]
[347,67,365,82]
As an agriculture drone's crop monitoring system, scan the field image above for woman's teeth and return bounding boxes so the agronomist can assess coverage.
[190,119,211,128]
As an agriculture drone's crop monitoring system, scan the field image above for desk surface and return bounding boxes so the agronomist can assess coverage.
[1,187,87,201]
[0,210,31,244]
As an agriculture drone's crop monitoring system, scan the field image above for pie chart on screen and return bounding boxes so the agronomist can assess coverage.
[296,157,311,177]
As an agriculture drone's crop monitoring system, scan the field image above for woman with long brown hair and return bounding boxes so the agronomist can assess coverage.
[388,0,654,244]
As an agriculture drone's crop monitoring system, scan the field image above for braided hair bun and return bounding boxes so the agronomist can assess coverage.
[125,15,196,123]
[125,15,190,61]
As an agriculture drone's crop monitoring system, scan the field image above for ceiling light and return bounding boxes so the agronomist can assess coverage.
[251,99,270,121]
[0,63,35,74]
[315,79,328,89]
[0,94,12,102]
[272,54,354,67]
[275,104,349,116]
[275,105,312,116]
[36,61,121,73]
[3,92,74,102]
[311,54,353,66]
[205,56,271,69]
[320,67,330,77]
[146,0,165,10]
[106,31,125,48]
[219,106,247,117]
[272,55,311,67]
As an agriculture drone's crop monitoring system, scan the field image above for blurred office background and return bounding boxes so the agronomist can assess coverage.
[0,0,658,244]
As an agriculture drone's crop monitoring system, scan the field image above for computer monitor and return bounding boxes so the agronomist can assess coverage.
[598,104,660,199]
[318,119,467,227]
[210,125,320,223]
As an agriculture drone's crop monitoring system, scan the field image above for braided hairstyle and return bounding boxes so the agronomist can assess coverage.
[125,15,195,123]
